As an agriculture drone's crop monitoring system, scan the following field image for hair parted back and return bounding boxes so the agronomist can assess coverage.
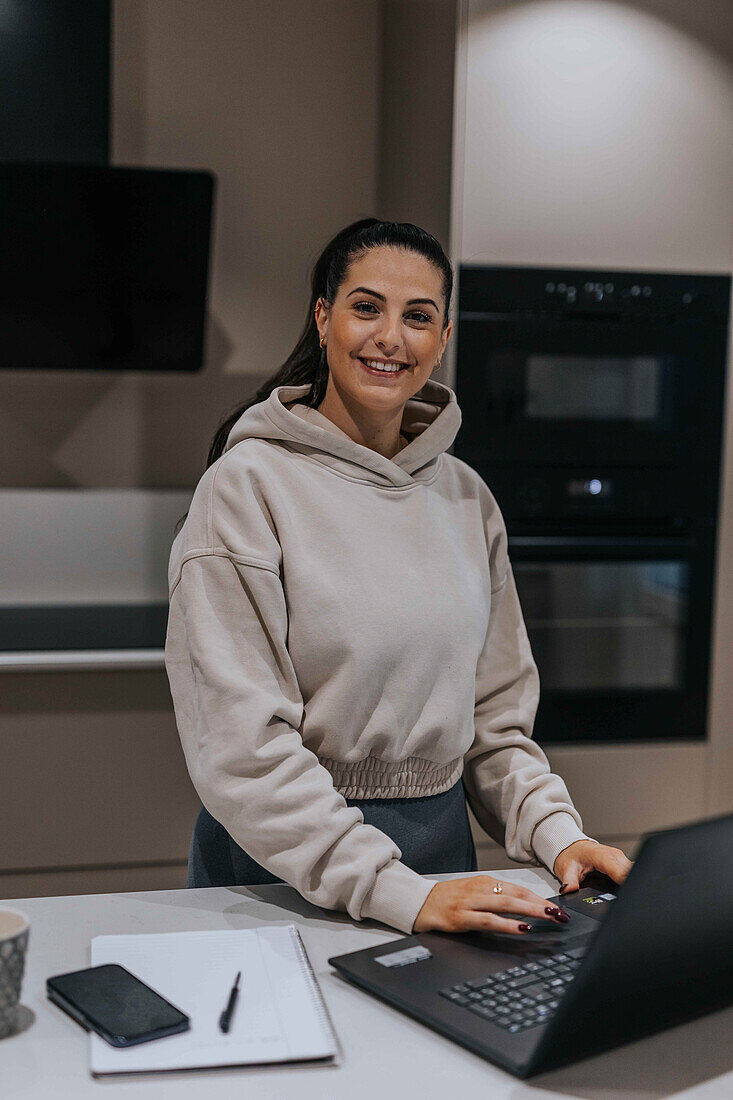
[173,219,453,536]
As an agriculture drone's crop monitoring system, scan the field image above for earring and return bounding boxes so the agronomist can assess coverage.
[320,336,326,349]
[434,358,442,372]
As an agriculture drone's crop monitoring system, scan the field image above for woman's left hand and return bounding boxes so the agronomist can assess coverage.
[552,839,633,894]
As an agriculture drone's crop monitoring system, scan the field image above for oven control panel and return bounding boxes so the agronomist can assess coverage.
[458,264,730,320]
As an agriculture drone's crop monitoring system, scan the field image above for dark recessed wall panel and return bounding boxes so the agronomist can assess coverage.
[0,0,110,164]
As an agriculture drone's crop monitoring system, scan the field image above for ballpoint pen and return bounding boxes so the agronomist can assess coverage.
[218,971,241,1033]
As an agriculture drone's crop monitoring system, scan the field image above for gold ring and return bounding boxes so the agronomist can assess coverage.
[492,883,503,894]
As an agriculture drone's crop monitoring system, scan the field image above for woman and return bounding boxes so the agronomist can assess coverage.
[165,218,633,936]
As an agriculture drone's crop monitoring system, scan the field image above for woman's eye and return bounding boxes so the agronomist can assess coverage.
[354,302,431,323]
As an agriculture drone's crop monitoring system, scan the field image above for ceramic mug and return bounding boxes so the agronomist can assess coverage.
[0,908,30,1038]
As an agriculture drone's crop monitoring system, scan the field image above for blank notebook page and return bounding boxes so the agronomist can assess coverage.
[89,924,338,1075]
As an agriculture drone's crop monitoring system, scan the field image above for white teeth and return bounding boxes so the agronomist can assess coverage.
[362,359,403,373]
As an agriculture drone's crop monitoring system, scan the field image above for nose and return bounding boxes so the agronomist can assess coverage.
[375,314,403,357]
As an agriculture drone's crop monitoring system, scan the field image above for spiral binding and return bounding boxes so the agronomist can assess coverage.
[288,925,340,1058]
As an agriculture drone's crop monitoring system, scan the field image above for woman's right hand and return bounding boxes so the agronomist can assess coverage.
[412,875,571,934]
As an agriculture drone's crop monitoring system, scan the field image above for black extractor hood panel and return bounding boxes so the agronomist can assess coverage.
[0,162,215,372]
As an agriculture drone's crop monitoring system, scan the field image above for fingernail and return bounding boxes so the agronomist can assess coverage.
[557,910,571,922]
[545,906,561,917]
[559,884,569,893]
[518,923,532,932]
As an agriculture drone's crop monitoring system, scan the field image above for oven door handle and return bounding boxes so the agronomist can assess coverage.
[507,534,697,560]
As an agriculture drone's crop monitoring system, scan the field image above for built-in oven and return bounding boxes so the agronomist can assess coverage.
[509,531,712,743]
[454,264,731,744]
[455,265,730,479]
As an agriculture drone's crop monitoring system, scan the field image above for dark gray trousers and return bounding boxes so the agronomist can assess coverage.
[188,778,478,889]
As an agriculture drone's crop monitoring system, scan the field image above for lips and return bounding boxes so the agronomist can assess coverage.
[358,357,408,373]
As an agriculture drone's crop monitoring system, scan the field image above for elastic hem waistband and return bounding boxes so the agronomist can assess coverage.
[320,754,464,800]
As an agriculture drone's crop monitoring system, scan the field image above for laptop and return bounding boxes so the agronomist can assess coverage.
[328,812,733,1078]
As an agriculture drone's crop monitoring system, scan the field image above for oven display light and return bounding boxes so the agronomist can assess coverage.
[566,478,612,498]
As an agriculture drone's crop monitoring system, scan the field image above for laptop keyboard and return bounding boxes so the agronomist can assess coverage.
[438,942,589,1034]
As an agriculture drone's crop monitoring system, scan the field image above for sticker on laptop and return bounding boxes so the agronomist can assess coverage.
[374,945,433,968]
[583,892,616,905]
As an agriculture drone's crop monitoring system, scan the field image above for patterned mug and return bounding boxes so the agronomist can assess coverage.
[0,908,30,1039]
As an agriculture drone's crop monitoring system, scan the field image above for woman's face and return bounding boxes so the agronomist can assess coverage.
[314,246,452,415]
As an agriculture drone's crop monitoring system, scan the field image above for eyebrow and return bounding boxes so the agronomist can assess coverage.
[346,286,439,311]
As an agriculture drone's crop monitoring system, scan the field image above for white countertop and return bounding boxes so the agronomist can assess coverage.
[3,868,732,1098]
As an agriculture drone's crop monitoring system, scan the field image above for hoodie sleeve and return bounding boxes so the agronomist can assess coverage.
[164,464,435,934]
[461,492,595,875]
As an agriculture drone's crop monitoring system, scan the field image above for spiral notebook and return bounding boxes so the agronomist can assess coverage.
[89,924,339,1076]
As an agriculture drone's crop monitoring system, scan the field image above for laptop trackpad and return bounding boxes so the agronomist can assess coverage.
[490,905,600,941]
[449,905,601,955]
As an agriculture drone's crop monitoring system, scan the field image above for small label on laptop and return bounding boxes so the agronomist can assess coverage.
[374,945,433,968]
[583,892,616,905]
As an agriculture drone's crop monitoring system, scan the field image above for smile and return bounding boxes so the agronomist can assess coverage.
[358,357,409,375]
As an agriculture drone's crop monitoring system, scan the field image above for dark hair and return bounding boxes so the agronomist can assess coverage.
[174,218,453,536]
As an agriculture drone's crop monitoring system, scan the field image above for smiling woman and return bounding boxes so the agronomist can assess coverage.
[312,244,452,459]
[166,218,631,940]
[190,218,456,471]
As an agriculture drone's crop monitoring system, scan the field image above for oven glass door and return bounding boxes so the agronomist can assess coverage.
[508,535,712,743]
[524,353,665,423]
[513,559,687,692]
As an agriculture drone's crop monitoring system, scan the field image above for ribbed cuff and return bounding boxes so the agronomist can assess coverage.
[359,860,437,934]
[531,812,596,876]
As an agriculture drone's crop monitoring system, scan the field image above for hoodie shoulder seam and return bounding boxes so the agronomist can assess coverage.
[207,439,276,546]
[169,547,280,599]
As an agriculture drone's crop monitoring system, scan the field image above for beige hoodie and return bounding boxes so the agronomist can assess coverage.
[165,379,592,934]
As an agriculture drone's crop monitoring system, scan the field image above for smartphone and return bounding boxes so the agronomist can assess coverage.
[47,963,190,1047]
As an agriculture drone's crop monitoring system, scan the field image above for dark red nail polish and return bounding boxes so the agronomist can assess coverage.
[557,910,571,922]
[559,883,569,893]
[545,906,561,916]
[518,923,532,932]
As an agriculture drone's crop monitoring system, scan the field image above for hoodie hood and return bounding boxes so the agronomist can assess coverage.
[224,378,462,489]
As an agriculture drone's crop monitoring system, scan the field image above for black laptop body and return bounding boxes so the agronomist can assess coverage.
[328,812,733,1078]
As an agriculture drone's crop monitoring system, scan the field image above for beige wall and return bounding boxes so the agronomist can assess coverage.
[377,0,457,244]
[450,0,733,865]
[452,0,733,270]
[1,0,383,490]
[0,0,387,899]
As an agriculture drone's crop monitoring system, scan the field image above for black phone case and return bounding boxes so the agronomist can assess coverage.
[46,964,190,1047]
